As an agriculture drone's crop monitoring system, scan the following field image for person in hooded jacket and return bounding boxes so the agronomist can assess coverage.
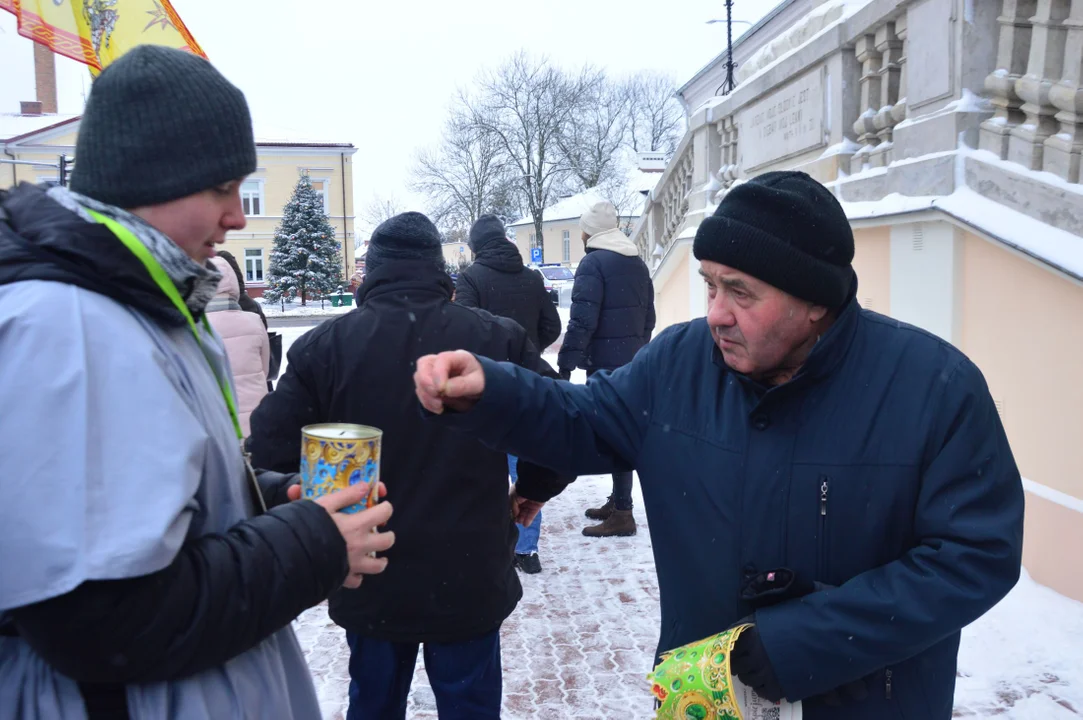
[248,211,563,720]
[455,214,562,353]
[216,249,283,390]
[0,46,393,720]
[558,201,655,538]
[206,255,270,436]
[216,249,268,327]
[414,171,1025,720]
[455,214,563,574]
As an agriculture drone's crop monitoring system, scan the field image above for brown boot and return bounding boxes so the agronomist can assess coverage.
[583,510,637,537]
[585,496,615,521]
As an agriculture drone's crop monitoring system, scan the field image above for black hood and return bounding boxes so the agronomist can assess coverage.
[473,239,524,274]
[0,183,187,327]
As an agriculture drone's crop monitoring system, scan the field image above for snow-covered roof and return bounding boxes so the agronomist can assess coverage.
[510,170,659,227]
[734,0,873,85]
[253,121,353,147]
[0,114,352,148]
[840,185,1083,282]
[0,113,80,142]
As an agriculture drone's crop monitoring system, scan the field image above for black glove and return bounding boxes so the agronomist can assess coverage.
[740,568,816,610]
[558,369,572,381]
[254,469,301,509]
[730,625,784,703]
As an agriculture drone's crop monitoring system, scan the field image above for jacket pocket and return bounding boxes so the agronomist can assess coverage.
[883,662,936,720]
[816,475,830,583]
[787,464,919,587]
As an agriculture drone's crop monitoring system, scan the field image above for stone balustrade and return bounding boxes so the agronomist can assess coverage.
[981,0,1083,182]
[633,130,695,267]
[632,0,1083,281]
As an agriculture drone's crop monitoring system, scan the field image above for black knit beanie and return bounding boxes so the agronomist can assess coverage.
[70,45,256,208]
[365,211,445,273]
[693,171,854,308]
[469,214,507,253]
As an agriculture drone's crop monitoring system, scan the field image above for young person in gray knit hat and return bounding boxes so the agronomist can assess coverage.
[0,45,393,720]
[415,170,1023,718]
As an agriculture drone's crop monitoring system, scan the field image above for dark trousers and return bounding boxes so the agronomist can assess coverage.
[345,629,502,720]
[612,470,634,511]
[586,368,636,512]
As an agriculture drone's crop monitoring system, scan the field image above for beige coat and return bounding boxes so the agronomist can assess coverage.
[206,256,269,436]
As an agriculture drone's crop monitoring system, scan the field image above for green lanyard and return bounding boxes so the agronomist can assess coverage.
[88,209,245,441]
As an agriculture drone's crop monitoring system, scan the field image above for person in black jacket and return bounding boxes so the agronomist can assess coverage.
[249,211,561,720]
[0,46,391,720]
[558,201,656,538]
[455,214,563,574]
[455,214,562,353]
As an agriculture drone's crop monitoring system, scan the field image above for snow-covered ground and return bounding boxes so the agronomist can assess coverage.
[260,298,354,317]
[280,327,1083,719]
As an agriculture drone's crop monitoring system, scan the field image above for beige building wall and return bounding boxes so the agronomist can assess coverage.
[3,122,356,298]
[224,148,356,296]
[851,226,891,315]
[1,126,78,188]
[653,245,692,334]
[956,231,1083,599]
[511,216,637,268]
[442,242,471,267]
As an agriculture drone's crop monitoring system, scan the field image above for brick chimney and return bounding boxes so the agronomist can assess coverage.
[33,43,58,115]
[20,101,44,116]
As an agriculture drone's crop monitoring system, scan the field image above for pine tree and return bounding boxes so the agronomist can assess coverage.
[265,175,344,305]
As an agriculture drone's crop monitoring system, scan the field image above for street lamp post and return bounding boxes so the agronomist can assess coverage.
[707,2,754,97]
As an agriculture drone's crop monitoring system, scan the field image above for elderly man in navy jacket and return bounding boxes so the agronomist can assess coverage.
[413,171,1025,719]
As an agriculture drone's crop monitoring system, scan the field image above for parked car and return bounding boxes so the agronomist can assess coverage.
[532,263,575,306]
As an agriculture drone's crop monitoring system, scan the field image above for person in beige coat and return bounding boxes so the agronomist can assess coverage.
[207,255,270,435]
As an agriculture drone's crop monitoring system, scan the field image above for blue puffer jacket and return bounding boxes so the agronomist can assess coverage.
[558,228,655,373]
[435,290,1025,720]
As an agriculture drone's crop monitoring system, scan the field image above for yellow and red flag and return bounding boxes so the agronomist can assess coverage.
[0,0,206,75]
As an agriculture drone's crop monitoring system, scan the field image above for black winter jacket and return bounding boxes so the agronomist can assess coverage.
[249,261,562,643]
[455,239,562,352]
[558,229,655,373]
[0,185,347,693]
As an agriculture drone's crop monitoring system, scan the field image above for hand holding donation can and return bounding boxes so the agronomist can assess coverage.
[301,424,383,513]
[649,624,802,720]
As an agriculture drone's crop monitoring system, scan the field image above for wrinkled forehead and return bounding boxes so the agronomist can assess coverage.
[698,260,768,291]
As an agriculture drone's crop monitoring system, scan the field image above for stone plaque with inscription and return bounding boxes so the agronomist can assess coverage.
[737,67,826,171]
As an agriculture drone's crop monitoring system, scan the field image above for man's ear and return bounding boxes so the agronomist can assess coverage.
[809,304,830,323]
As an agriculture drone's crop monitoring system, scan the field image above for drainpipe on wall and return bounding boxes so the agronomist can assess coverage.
[4,147,17,186]
[340,152,349,281]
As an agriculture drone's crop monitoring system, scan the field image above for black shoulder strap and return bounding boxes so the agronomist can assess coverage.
[77,681,130,719]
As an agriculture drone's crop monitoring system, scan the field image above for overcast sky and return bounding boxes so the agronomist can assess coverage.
[1,0,777,219]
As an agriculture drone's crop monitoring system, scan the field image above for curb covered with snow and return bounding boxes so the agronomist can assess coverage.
[259,300,354,318]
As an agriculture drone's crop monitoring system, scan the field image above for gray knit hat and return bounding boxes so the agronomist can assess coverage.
[70,45,257,208]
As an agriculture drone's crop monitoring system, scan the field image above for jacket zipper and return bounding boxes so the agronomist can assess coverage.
[816,477,829,580]
[885,668,893,700]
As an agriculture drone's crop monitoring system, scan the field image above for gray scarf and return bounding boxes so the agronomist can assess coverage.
[47,186,222,317]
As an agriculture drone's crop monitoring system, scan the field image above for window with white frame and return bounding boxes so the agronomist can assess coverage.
[245,248,265,283]
[562,230,571,263]
[308,177,331,214]
[241,180,263,216]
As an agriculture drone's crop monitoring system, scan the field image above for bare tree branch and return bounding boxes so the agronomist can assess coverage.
[624,71,686,156]
[410,110,520,238]
[358,193,405,244]
[557,72,627,189]
[460,52,597,260]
